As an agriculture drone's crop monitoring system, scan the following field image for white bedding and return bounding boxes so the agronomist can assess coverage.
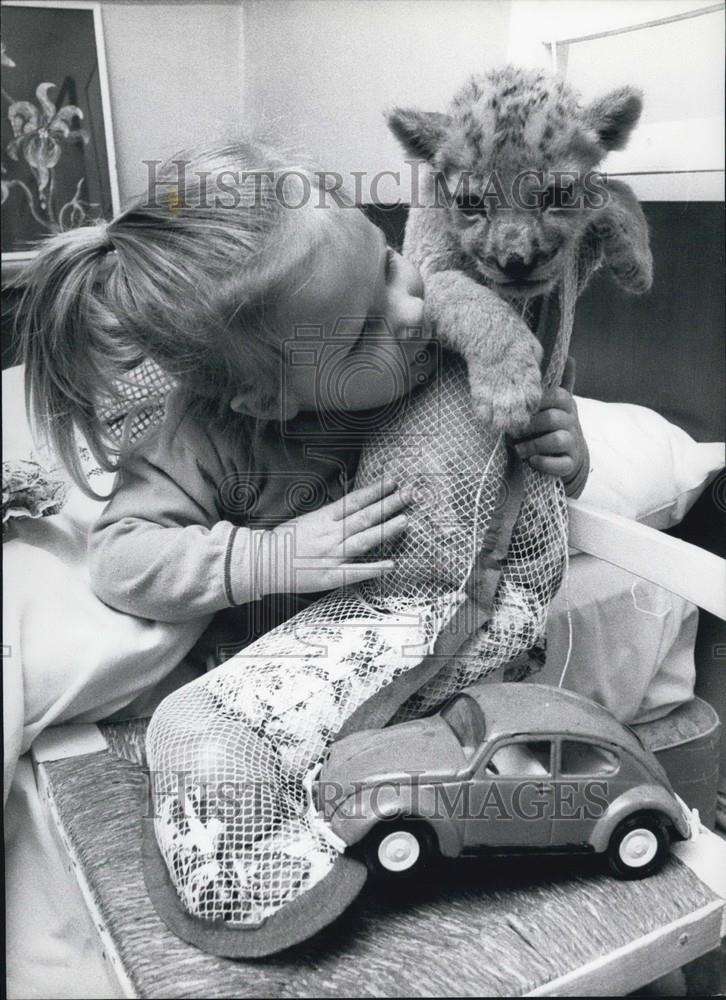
[3,365,206,798]
[3,492,206,795]
[542,553,696,723]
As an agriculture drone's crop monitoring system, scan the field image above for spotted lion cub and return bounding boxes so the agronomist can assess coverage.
[388,65,653,433]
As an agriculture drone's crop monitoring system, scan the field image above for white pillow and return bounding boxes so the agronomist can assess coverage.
[575,396,724,529]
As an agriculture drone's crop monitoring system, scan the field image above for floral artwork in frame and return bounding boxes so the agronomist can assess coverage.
[1,0,119,262]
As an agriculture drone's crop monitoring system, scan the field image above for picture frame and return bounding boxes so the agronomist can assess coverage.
[1,0,120,264]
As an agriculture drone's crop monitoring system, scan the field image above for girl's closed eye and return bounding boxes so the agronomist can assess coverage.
[345,245,398,349]
[384,246,396,281]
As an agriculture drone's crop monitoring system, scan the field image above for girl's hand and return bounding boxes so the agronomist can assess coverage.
[512,359,590,497]
[262,478,409,594]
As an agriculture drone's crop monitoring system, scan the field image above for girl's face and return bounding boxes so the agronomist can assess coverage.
[271,208,436,418]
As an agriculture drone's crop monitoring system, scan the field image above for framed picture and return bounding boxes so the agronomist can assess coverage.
[1,0,119,262]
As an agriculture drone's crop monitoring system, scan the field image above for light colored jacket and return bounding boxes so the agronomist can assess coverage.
[89,391,358,624]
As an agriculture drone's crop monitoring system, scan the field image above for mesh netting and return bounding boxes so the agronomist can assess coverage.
[144,252,580,929]
[99,357,175,446]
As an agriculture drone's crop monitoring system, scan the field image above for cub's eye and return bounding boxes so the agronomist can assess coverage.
[540,181,575,210]
[456,196,488,220]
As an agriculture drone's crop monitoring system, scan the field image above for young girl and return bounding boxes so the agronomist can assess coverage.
[19,139,588,658]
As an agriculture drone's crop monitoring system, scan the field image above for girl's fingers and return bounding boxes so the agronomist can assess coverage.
[535,386,574,415]
[516,407,571,439]
[515,429,573,458]
[330,478,398,519]
[332,560,396,584]
[528,454,576,478]
[514,390,574,439]
[342,512,409,557]
[343,488,411,535]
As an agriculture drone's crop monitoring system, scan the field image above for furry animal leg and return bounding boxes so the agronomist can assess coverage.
[591,179,653,294]
[422,268,543,433]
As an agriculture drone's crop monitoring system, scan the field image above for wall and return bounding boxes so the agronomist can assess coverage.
[242,0,512,203]
[240,0,724,204]
[507,0,725,201]
[13,0,724,207]
[99,0,244,205]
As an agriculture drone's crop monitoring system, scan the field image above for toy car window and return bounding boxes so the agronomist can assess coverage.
[560,741,619,776]
[440,694,486,749]
[484,740,552,776]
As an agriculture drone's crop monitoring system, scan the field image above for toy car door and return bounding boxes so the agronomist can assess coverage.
[465,738,555,849]
[549,739,620,848]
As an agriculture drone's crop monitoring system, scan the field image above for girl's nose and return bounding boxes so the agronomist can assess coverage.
[395,290,426,331]
[384,255,426,333]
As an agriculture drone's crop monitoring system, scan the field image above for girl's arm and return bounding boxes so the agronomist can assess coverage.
[88,430,266,623]
[420,267,544,434]
[89,414,410,623]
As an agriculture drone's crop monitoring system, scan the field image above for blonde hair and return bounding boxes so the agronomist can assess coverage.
[17,139,334,498]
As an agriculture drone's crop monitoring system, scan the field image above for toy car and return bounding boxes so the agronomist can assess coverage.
[312,682,697,880]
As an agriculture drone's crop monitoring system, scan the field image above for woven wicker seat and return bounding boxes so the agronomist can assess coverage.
[32,710,725,998]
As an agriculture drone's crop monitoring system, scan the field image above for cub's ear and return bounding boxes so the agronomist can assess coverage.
[584,86,643,152]
[387,108,451,161]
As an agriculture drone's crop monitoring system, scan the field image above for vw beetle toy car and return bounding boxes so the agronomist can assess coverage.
[312,682,699,879]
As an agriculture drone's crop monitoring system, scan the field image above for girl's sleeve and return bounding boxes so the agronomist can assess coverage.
[88,421,265,623]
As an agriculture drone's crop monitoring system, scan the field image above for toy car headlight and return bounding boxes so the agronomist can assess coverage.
[302,765,347,853]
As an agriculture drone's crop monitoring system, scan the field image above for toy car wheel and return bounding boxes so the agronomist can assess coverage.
[607,813,670,880]
[365,821,435,877]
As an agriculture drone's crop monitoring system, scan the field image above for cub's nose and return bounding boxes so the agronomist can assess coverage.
[500,253,532,281]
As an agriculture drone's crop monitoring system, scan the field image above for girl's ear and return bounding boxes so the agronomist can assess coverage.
[230,386,300,421]
[229,390,255,416]
[584,86,643,152]
[387,108,451,162]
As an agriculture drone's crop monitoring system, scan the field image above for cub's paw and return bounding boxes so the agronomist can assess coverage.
[469,341,543,434]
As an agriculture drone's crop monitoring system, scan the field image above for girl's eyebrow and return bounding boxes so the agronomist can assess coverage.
[379,234,397,285]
